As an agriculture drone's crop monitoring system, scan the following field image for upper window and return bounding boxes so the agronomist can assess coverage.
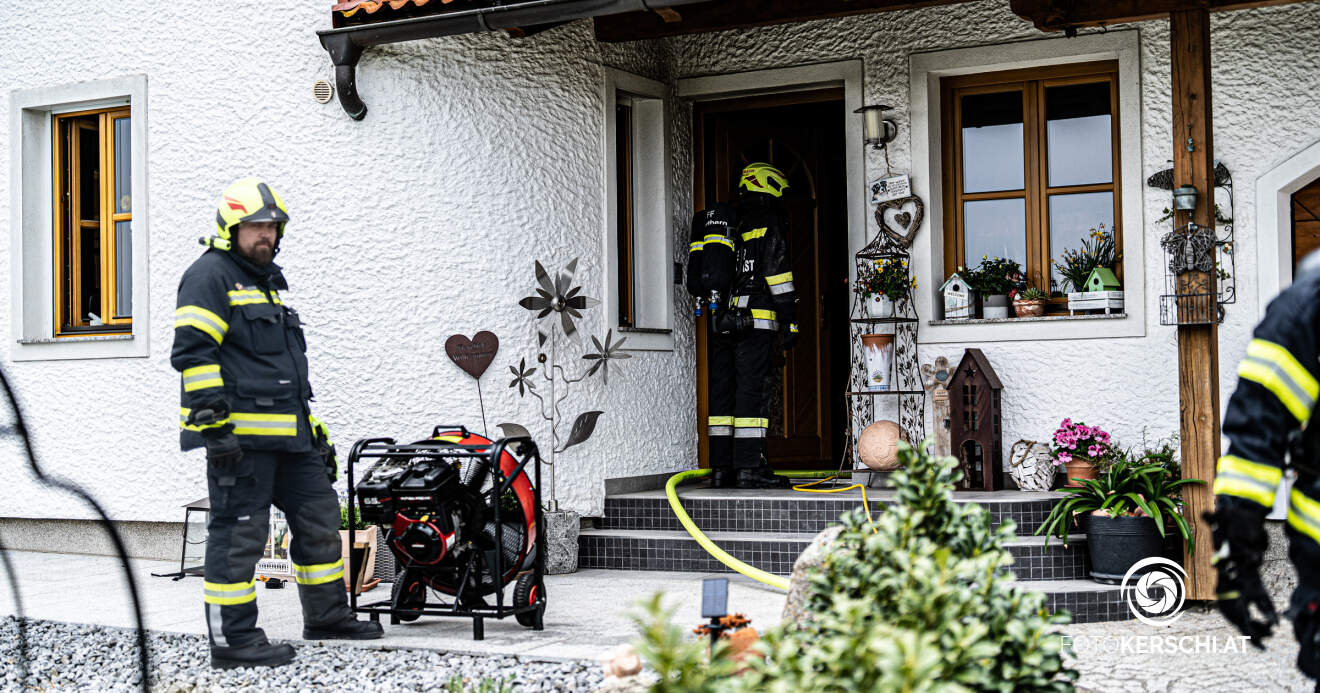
[615,95,638,328]
[941,61,1120,295]
[53,107,133,335]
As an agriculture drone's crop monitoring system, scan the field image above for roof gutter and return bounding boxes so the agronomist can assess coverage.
[318,0,706,120]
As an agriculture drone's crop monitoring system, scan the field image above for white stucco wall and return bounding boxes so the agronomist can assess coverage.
[3,0,1319,523]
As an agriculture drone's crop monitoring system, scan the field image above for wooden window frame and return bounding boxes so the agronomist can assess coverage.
[940,61,1121,303]
[52,106,132,336]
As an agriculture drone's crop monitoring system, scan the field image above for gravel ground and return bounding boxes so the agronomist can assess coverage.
[0,617,604,692]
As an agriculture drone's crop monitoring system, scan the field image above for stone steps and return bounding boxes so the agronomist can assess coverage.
[579,481,1134,623]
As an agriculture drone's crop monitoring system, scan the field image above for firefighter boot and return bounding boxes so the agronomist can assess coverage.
[210,641,296,670]
[303,617,385,641]
[710,467,737,488]
[735,466,789,489]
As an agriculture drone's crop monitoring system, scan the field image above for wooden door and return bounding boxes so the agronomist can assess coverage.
[1293,176,1320,272]
[693,90,849,470]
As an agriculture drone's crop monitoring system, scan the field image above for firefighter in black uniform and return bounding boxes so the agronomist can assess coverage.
[1205,255,1320,684]
[689,163,799,489]
[172,177,382,670]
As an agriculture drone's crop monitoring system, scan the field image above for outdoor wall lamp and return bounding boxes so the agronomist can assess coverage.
[1172,184,1199,211]
[855,104,898,150]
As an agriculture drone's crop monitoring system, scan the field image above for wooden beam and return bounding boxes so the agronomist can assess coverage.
[593,0,966,42]
[1170,7,1219,603]
[1009,0,1316,32]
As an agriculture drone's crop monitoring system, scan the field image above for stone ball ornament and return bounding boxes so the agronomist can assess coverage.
[858,420,907,471]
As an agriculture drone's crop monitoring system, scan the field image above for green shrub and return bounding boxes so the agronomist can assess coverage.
[634,442,1077,692]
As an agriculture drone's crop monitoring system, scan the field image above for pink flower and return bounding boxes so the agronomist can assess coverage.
[1088,445,1101,457]
[1057,452,1073,464]
[1068,443,1077,450]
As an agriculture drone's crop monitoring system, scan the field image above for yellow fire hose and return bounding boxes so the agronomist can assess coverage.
[664,469,878,591]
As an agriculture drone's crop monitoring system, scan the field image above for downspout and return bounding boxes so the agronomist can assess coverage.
[317,0,707,121]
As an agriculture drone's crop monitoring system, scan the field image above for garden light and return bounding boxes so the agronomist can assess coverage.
[854,104,897,150]
[1172,184,1198,211]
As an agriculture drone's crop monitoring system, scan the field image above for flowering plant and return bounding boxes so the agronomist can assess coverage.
[1052,225,1120,292]
[965,256,1025,296]
[1050,418,1112,468]
[854,257,916,301]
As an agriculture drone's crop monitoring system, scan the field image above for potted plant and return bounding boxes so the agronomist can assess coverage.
[1050,418,1112,487]
[854,257,915,318]
[339,499,379,593]
[1054,225,1123,313]
[1012,287,1048,317]
[1037,447,1203,584]
[966,256,1024,319]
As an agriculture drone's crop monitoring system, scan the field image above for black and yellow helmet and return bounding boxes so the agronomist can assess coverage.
[211,177,289,250]
[738,162,789,198]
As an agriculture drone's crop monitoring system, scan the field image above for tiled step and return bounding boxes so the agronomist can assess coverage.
[1018,579,1133,623]
[600,485,1063,536]
[578,528,1089,581]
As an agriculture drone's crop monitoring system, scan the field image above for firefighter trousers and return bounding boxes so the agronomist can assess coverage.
[706,327,775,470]
[203,448,352,649]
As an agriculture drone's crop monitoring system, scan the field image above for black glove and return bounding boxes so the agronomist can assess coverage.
[205,434,244,486]
[1204,497,1278,648]
[781,323,799,351]
[309,415,338,483]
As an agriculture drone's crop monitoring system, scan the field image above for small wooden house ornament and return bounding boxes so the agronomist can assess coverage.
[1085,268,1121,292]
[941,273,975,320]
[948,348,1003,491]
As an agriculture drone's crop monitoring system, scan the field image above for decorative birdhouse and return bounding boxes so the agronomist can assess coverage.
[941,273,975,320]
[1085,268,1121,292]
[948,349,1003,491]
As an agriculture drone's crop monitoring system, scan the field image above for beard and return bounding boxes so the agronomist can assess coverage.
[240,242,275,266]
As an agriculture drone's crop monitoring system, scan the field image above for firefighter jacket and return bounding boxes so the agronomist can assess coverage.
[686,203,738,299]
[1215,269,1320,533]
[730,197,797,332]
[171,248,316,453]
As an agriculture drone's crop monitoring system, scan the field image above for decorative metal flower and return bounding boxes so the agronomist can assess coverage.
[517,259,599,341]
[508,357,537,397]
[582,330,630,385]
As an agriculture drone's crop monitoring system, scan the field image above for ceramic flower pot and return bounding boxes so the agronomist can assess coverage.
[866,294,895,319]
[982,294,1010,319]
[1082,514,1165,584]
[1064,456,1099,487]
[1013,299,1045,317]
[860,333,895,391]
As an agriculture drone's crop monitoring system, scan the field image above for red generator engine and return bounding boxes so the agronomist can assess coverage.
[348,426,544,639]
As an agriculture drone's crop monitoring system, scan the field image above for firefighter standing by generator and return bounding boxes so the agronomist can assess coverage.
[172,178,382,670]
[688,163,799,489]
[1206,257,1320,684]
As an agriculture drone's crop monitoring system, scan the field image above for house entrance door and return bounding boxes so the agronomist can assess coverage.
[693,90,850,470]
[1293,176,1320,272]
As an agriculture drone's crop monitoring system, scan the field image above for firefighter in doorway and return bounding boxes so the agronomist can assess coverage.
[172,177,383,670]
[1204,253,1320,683]
[688,163,799,489]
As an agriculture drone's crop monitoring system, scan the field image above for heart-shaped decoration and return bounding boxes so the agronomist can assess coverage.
[445,331,500,380]
[875,194,925,248]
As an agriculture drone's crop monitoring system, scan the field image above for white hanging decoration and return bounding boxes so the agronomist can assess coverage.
[1008,440,1056,492]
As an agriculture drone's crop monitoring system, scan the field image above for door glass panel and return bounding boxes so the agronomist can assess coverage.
[961,91,1024,193]
[1049,191,1114,291]
[115,221,132,318]
[964,198,1027,268]
[114,117,131,214]
[1046,82,1112,187]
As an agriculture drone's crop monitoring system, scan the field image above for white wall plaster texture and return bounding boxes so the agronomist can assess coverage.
[5,0,1320,522]
[0,2,686,521]
[669,0,1320,463]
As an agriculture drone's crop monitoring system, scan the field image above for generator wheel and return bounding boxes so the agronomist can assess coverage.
[513,573,543,628]
[392,571,426,622]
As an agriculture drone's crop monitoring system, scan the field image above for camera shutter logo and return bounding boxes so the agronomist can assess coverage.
[1122,556,1186,626]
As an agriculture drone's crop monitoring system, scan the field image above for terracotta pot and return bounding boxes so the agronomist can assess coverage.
[1064,457,1099,487]
[338,526,377,593]
[1013,299,1045,318]
[860,334,895,391]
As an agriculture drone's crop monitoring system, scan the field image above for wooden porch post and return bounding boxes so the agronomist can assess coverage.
[1170,8,1219,602]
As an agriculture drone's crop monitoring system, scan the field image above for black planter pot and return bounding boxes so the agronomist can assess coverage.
[1083,514,1165,584]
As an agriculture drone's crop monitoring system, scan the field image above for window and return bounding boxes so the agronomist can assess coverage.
[54,107,133,334]
[602,69,673,351]
[10,74,148,360]
[941,61,1120,297]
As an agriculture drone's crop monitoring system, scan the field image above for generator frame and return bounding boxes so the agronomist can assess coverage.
[346,426,546,640]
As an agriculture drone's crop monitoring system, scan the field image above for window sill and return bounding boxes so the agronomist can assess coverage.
[618,327,672,335]
[929,313,1127,327]
[18,334,134,344]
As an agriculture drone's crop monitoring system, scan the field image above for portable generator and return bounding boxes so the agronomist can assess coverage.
[346,425,544,639]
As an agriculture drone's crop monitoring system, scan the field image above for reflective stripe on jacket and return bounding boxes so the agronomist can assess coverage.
[170,248,315,452]
[731,198,796,330]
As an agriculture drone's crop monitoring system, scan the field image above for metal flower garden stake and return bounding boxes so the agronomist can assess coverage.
[503,259,628,510]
